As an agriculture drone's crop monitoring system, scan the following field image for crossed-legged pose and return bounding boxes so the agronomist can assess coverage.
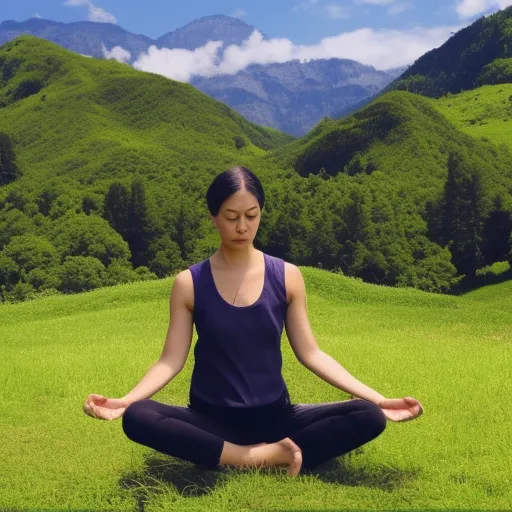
[84,166,424,476]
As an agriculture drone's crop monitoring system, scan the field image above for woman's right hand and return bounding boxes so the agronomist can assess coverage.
[83,393,132,421]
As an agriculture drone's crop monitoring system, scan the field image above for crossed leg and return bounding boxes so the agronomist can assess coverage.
[272,399,388,470]
[121,398,387,475]
[121,399,301,473]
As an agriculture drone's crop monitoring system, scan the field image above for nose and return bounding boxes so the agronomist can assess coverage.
[237,218,248,233]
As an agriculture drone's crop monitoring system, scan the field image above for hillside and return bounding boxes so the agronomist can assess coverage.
[432,83,512,151]
[335,7,512,120]
[264,89,512,285]
[268,90,512,201]
[389,6,512,97]
[0,35,292,190]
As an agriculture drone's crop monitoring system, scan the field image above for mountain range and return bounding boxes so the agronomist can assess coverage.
[0,15,404,136]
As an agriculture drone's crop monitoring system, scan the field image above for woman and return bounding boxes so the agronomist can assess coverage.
[83,166,424,476]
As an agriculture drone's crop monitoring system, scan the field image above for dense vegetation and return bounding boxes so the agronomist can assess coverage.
[0,32,511,304]
[389,6,512,97]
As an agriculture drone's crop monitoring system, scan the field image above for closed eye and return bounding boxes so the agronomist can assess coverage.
[229,216,257,221]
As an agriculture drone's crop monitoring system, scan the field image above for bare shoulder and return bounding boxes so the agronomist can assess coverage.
[172,269,195,313]
[284,261,303,306]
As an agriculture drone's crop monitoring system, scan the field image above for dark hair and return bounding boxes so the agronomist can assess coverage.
[206,166,265,217]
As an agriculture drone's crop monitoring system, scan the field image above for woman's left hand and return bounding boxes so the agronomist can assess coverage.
[377,396,424,422]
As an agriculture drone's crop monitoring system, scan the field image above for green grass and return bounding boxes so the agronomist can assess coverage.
[1,266,510,511]
[432,84,512,152]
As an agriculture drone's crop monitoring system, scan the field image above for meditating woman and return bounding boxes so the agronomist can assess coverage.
[83,165,424,476]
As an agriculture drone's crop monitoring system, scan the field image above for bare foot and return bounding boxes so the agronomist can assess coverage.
[279,438,302,476]
[247,438,302,476]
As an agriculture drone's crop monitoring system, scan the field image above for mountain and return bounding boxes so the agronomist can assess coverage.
[0,17,152,60]
[334,7,512,119]
[388,6,512,97]
[0,16,400,135]
[191,59,401,137]
[155,14,264,50]
[0,15,266,63]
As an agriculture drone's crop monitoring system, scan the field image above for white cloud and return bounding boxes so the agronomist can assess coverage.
[89,5,117,23]
[230,8,247,18]
[63,0,117,24]
[33,12,42,18]
[325,4,350,18]
[456,0,512,18]
[131,24,463,82]
[101,44,131,63]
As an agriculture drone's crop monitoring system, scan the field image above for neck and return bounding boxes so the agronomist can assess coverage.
[216,244,258,269]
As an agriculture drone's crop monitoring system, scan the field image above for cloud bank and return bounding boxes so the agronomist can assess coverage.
[124,25,462,82]
[101,43,131,63]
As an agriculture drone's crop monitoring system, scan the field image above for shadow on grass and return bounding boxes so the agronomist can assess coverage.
[452,267,512,295]
[302,451,421,491]
[118,455,230,511]
[118,445,417,511]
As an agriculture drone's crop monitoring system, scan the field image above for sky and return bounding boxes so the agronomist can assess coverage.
[2,1,512,80]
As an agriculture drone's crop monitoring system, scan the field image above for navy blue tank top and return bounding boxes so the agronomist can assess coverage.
[188,252,290,408]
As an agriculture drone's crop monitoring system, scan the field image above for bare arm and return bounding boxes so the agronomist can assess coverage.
[121,270,194,404]
[284,263,386,405]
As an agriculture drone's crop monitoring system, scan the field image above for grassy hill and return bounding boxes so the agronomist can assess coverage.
[432,83,512,151]
[0,269,510,510]
[0,35,293,190]
[268,90,512,204]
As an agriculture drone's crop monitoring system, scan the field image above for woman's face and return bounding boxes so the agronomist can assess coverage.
[210,189,261,248]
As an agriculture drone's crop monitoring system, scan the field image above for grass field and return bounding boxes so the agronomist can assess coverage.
[0,265,511,511]
[433,84,512,152]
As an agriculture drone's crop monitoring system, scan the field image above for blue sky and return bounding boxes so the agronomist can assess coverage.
[2,1,511,79]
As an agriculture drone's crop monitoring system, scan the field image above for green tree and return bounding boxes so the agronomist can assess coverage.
[51,212,131,267]
[0,131,20,185]
[0,208,36,250]
[438,151,489,276]
[3,234,59,274]
[57,256,106,293]
[103,181,131,238]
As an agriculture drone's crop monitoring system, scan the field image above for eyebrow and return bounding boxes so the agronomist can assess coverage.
[225,206,258,213]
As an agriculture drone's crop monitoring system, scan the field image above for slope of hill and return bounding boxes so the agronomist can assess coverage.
[0,36,511,305]
[389,6,512,97]
[0,35,292,189]
[432,84,512,151]
[334,7,512,120]
[268,90,512,202]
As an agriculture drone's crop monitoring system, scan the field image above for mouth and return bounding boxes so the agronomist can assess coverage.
[233,239,248,242]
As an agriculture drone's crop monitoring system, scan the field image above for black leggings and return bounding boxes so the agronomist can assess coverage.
[121,397,387,472]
